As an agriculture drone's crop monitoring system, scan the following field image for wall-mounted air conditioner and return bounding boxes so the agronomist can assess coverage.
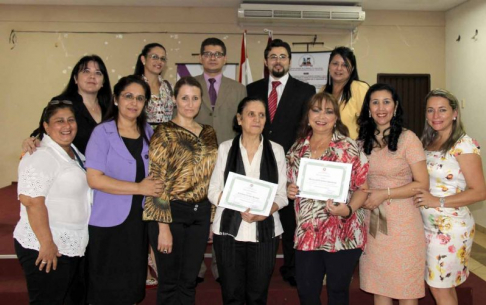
[237,3,365,29]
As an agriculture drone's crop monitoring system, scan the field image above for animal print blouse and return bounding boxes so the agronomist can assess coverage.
[143,121,218,223]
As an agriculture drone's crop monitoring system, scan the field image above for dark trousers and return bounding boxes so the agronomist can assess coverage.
[295,248,362,305]
[213,234,279,305]
[278,200,296,279]
[148,200,211,305]
[14,239,84,305]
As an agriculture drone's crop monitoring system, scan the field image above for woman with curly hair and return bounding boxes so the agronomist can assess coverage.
[414,89,486,305]
[358,83,429,305]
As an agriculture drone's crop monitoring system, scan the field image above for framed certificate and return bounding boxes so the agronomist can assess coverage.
[219,172,278,216]
[296,158,352,202]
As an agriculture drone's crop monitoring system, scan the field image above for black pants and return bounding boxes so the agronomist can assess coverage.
[148,200,211,305]
[295,248,362,305]
[14,239,84,305]
[278,200,296,280]
[213,234,279,305]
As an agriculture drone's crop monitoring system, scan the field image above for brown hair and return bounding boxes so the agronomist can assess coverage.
[296,91,349,141]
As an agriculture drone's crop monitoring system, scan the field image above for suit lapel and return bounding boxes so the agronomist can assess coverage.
[196,75,213,113]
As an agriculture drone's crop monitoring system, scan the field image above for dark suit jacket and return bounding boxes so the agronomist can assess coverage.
[247,75,316,153]
[195,74,247,144]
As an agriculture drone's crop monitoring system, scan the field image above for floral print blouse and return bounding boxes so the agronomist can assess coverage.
[286,132,369,252]
[143,75,175,124]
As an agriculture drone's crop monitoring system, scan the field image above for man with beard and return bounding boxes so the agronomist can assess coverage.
[247,39,315,287]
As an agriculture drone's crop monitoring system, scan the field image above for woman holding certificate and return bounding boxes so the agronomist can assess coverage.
[286,91,369,305]
[358,84,429,305]
[144,76,218,305]
[208,97,288,305]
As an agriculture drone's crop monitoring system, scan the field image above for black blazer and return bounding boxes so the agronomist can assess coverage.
[31,93,107,154]
[247,75,316,153]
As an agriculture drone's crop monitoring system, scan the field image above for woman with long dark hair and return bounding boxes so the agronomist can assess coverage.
[286,92,369,304]
[415,89,486,305]
[134,43,175,126]
[85,75,163,304]
[321,46,369,139]
[22,55,112,154]
[358,83,429,305]
[208,97,288,304]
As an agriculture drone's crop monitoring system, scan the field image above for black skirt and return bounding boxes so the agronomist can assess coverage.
[87,136,148,305]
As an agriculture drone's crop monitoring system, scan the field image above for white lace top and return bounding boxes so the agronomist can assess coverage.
[14,134,91,257]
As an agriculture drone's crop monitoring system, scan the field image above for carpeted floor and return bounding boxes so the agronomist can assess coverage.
[1,183,485,304]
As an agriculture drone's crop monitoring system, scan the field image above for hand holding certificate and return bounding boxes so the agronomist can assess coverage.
[219,172,278,216]
[296,158,352,202]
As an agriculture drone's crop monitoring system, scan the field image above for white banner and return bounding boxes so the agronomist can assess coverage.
[290,52,331,92]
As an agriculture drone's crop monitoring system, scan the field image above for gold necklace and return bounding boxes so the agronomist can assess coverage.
[310,138,329,157]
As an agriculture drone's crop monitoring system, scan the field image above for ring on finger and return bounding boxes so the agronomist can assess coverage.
[163,249,168,254]
[41,261,47,264]
[419,198,423,202]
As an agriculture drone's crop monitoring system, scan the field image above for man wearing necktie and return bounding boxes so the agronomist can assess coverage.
[195,38,247,144]
[247,39,316,287]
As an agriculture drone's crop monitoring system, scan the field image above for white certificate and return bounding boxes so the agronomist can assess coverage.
[219,172,278,216]
[296,158,352,202]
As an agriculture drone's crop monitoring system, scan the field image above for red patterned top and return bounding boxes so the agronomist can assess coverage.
[286,132,369,252]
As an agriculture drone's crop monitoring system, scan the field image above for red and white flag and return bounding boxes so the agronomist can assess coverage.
[239,31,253,86]
[263,29,273,78]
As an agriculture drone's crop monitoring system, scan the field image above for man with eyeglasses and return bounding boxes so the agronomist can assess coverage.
[194,37,247,285]
[195,37,247,144]
[247,39,316,287]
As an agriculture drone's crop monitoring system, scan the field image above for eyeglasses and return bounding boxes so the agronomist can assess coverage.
[148,54,167,62]
[121,93,147,103]
[48,100,73,106]
[202,51,225,59]
[267,54,289,61]
[330,61,350,69]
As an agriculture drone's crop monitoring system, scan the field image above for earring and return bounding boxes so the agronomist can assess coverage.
[333,124,336,128]
[453,117,457,121]
[114,102,118,106]
[393,108,397,117]
[369,111,371,118]
[308,122,311,126]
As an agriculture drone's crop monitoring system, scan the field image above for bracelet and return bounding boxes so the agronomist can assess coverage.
[387,187,392,204]
[439,197,445,208]
[344,205,353,219]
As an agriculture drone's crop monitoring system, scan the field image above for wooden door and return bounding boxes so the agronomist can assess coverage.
[377,74,430,136]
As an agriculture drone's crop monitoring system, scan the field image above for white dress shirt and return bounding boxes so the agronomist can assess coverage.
[209,137,288,242]
[14,134,91,257]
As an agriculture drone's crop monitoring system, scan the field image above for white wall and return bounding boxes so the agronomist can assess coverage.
[446,0,486,227]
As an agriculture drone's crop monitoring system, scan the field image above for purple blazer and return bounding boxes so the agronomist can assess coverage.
[85,120,154,227]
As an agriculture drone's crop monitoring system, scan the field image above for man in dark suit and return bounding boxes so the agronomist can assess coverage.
[247,39,316,287]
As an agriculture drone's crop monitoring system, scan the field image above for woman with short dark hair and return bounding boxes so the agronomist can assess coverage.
[85,75,162,304]
[208,96,288,304]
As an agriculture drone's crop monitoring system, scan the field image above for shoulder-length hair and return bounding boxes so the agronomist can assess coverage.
[357,83,404,155]
[62,55,112,110]
[104,75,151,144]
[421,89,465,153]
[296,91,349,141]
[323,47,360,106]
[134,43,167,76]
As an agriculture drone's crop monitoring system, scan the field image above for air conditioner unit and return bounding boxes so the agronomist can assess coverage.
[237,4,365,29]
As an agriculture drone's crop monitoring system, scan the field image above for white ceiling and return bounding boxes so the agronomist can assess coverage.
[0,0,468,11]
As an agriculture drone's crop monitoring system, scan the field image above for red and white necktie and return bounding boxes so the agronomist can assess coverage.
[268,81,281,122]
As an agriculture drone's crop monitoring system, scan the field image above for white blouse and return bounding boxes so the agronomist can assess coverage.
[209,137,288,242]
[14,134,91,257]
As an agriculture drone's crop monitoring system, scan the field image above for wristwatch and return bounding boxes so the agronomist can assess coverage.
[439,197,446,208]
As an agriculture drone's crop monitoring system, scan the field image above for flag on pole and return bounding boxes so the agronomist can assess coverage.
[239,31,253,86]
[263,29,273,78]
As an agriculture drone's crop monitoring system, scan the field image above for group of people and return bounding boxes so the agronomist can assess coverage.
[13,36,486,305]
